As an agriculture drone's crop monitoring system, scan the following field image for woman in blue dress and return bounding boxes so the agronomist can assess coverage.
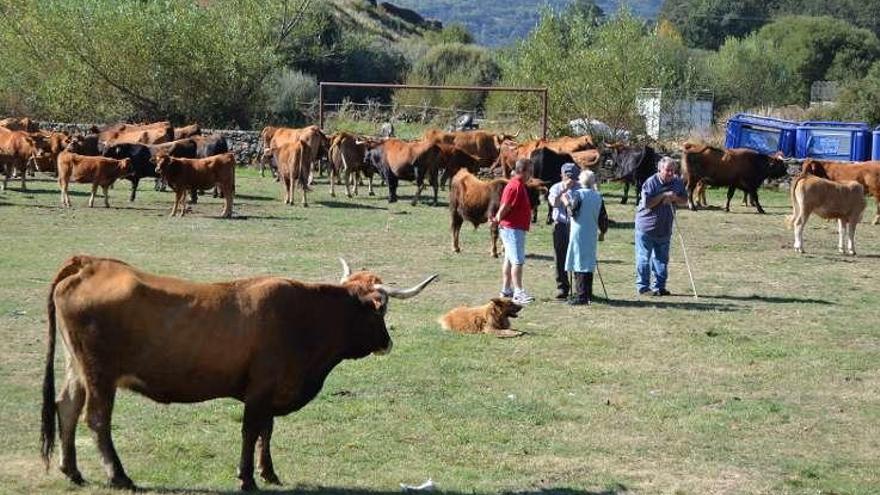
[561,169,609,305]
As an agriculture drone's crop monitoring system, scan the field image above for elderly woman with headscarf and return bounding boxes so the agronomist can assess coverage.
[560,168,609,305]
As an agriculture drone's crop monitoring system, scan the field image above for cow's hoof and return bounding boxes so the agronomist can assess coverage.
[368,192,375,196]
[240,478,258,492]
[794,248,804,254]
[261,471,282,485]
[61,466,85,485]
[109,473,135,490]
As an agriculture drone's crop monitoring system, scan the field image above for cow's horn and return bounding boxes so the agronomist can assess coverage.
[339,258,352,282]
[376,274,438,299]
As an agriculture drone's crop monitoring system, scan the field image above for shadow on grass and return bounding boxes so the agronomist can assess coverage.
[699,294,833,305]
[142,484,626,495]
[607,221,634,230]
[602,297,741,312]
[236,193,275,202]
[526,253,554,261]
[315,200,389,211]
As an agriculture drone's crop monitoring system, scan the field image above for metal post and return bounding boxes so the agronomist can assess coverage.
[541,88,548,140]
[318,82,324,130]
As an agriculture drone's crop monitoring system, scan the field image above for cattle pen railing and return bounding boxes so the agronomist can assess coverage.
[318,82,550,139]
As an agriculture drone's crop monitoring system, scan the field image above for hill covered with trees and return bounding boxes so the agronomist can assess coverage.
[389,0,663,46]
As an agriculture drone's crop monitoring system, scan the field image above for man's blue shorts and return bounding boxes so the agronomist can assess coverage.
[499,227,526,265]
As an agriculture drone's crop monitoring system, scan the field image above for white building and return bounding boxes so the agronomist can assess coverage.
[636,88,713,140]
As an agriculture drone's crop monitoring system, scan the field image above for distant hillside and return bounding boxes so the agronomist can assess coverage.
[389,0,663,46]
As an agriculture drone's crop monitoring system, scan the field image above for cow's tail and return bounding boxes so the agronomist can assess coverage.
[41,256,86,470]
[785,174,805,229]
[296,144,308,190]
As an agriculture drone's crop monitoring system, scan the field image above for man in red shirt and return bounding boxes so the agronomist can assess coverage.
[490,158,535,304]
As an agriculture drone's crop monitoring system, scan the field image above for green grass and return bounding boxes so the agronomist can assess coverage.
[1,170,878,494]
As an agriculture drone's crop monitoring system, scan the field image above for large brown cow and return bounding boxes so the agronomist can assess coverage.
[786,174,866,255]
[448,169,545,257]
[173,123,201,140]
[153,151,235,217]
[436,143,481,189]
[0,130,45,190]
[365,138,444,205]
[682,144,787,214]
[40,255,436,491]
[30,131,71,174]
[263,141,310,206]
[422,129,513,168]
[56,151,131,208]
[802,158,880,225]
[260,125,329,185]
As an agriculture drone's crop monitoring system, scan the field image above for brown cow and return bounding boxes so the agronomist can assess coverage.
[544,135,595,154]
[329,132,378,198]
[436,143,480,190]
[173,123,201,140]
[422,129,514,168]
[802,158,880,224]
[365,138,443,205]
[682,144,787,214]
[263,141,310,206]
[30,131,71,174]
[259,125,329,185]
[0,116,39,132]
[0,130,45,190]
[41,255,436,491]
[786,174,866,255]
[56,150,131,208]
[153,151,235,217]
[448,169,544,257]
[99,121,174,146]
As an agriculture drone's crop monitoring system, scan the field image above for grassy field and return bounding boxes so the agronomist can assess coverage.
[1,168,878,494]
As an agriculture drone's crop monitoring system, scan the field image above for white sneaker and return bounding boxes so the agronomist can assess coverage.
[512,291,534,304]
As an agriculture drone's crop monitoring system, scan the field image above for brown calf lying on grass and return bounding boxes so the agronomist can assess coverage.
[786,174,866,255]
[438,298,524,338]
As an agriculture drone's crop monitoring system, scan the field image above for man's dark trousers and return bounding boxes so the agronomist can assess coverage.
[553,221,570,295]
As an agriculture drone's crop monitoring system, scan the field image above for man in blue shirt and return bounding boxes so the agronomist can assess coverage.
[634,157,688,296]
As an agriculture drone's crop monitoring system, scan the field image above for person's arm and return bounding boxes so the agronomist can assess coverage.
[598,200,608,239]
[645,191,667,209]
[491,203,510,223]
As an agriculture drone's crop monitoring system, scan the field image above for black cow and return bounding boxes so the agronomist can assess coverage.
[102,143,155,201]
[529,147,575,224]
[66,134,102,156]
[607,144,660,205]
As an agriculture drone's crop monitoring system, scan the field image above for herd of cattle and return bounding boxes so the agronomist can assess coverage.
[2,115,879,251]
[8,113,878,491]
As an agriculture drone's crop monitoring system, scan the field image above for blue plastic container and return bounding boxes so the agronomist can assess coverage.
[795,121,870,162]
[725,113,797,157]
[872,126,880,160]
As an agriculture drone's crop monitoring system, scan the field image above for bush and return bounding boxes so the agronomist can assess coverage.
[264,69,319,126]
[706,35,793,110]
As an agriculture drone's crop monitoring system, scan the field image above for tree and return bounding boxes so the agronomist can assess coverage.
[755,15,880,104]
[490,8,705,136]
[829,62,880,125]
[660,0,776,50]
[705,35,793,109]
[0,0,313,127]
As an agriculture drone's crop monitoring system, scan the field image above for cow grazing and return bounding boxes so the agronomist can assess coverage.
[264,141,310,206]
[682,144,787,214]
[607,144,660,204]
[448,169,544,257]
[56,150,131,208]
[173,123,201,140]
[0,130,44,190]
[153,151,235,217]
[438,297,524,338]
[365,138,443,205]
[40,255,437,491]
[786,174,866,255]
[802,158,880,225]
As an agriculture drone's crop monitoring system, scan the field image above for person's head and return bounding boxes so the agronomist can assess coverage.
[561,162,579,182]
[578,169,597,190]
[657,156,677,183]
[514,158,533,180]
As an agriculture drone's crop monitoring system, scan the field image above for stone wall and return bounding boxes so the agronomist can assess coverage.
[37,121,263,166]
